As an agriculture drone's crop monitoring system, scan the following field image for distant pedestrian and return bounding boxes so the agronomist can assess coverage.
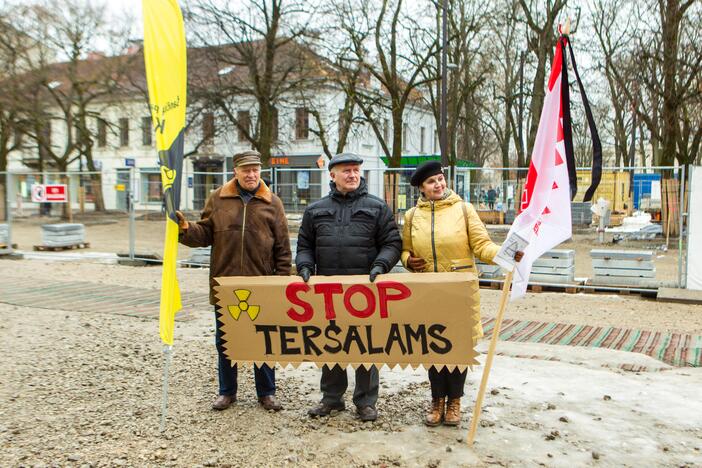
[487,186,497,210]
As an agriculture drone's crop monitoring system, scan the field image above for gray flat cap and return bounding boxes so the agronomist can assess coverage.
[328,152,363,170]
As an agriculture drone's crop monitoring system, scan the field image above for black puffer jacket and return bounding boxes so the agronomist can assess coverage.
[295,179,401,275]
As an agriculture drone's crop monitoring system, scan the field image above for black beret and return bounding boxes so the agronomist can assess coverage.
[328,152,363,170]
[410,160,443,187]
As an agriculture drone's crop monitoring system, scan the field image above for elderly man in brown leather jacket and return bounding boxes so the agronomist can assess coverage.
[176,150,291,412]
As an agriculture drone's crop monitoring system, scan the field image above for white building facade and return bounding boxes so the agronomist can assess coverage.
[7,62,440,215]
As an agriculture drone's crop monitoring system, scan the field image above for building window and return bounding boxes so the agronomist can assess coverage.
[141,169,163,203]
[237,110,250,142]
[119,118,129,147]
[142,117,152,146]
[272,106,279,142]
[97,118,107,147]
[202,112,215,145]
[420,127,426,154]
[295,107,309,140]
[402,124,409,152]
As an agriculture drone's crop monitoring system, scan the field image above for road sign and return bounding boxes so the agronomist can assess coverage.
[45,184,67,202]
[31,185,45,202]
[125,158,135,167]
[31,184,67,203]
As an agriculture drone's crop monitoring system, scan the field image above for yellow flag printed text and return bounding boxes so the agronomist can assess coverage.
[142,0,187,345]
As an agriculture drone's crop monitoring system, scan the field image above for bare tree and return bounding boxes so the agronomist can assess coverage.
[305,66,365,160]
[657,0,701,167]
[601,0,702,168]
[481,0,524,172]
[186,0,319,166]
[125,45,231,161]
[0,9,34,219]
[420,0,492,168]
[300,28,370,161]
[592,0,638,168]
[0,12,28,176]
[16,0,140,213]
[333,0,439,168]
[518,0,574,159]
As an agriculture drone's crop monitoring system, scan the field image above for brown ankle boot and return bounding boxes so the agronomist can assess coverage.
[425,397,445,427]
[444,397,461,426]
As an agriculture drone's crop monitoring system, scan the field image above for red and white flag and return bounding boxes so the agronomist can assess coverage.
[494,37,573,300]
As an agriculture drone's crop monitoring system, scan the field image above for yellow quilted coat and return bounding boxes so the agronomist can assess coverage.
[400,190,499,341]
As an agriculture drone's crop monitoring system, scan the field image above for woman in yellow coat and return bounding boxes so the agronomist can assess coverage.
[401,161,522,427]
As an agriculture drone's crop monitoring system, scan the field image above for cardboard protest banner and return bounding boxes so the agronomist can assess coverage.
[214,272,479,370]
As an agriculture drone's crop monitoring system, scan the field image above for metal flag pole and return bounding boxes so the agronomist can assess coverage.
[467,270,513,445]
[159,345,173,432]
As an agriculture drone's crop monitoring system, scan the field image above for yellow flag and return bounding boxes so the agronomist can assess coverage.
[142,0,187,345]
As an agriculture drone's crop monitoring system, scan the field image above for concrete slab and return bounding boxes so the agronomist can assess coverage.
[657,287,702,304]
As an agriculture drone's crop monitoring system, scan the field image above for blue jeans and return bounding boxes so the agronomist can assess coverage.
[215,308,275,397]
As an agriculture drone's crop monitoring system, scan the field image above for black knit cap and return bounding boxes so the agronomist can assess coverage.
[410,160,443,187]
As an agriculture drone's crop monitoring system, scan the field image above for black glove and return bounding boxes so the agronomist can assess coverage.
[369,265,385,283]
[298,266,311,283]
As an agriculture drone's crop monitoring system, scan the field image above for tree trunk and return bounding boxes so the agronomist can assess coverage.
[385,110,404,219]
[0,152,7,221]
[84,151,105,212]
[0,179,5,222]
[258,101,273,166]
[660,0,682,167]
[389,109,404,168]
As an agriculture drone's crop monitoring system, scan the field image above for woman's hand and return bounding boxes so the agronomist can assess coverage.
[407,253,427,272]
[514,250,524,262]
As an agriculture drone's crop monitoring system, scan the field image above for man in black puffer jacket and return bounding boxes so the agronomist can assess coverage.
[296,152,401,422]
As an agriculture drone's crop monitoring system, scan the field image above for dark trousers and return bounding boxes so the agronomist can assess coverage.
[428,366,467,399]
[215,308,275,397]
[320,364,379,408]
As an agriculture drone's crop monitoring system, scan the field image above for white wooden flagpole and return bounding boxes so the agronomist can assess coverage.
[467,270,513,445]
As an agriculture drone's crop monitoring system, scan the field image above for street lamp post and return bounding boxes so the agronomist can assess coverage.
[440,0,449,169]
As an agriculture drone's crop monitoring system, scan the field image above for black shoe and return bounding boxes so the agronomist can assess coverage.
[356,405,378,422]
[307,402,345,418]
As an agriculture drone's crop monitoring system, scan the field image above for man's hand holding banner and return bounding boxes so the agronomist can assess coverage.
[215,273,480,370]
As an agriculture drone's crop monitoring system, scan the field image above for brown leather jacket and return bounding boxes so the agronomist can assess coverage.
[179,179,292,304]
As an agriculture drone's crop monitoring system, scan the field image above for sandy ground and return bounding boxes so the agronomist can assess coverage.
[6,212,684,283]
[1,259,701,467]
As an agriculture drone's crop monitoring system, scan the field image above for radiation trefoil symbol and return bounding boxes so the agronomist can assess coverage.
[228,289,260,321]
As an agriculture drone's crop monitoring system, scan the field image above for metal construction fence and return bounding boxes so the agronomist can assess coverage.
[0,165,691,290]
